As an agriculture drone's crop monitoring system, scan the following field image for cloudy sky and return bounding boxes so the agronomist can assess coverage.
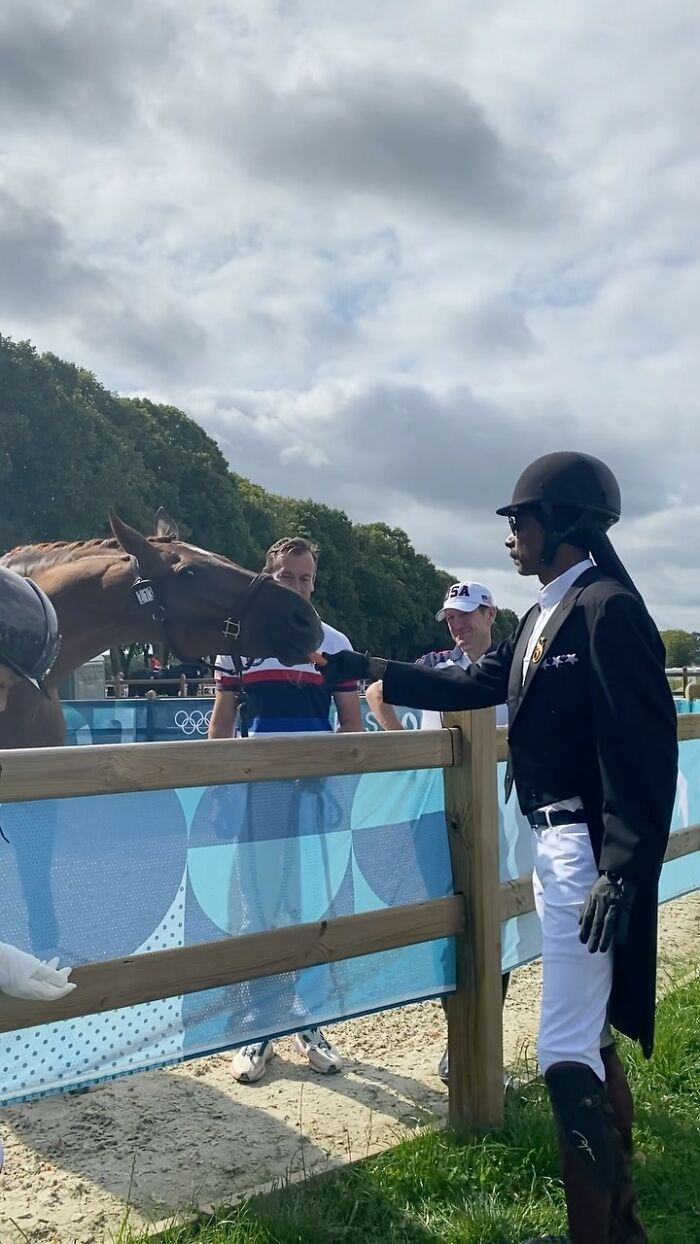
[2,0,699,626]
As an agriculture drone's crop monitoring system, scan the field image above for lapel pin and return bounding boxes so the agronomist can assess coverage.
[531,636,547,664]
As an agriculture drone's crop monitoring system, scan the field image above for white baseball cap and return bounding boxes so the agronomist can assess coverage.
[436,581,495,621]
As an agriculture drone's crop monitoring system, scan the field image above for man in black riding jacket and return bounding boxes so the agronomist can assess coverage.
[316,453,677,1244]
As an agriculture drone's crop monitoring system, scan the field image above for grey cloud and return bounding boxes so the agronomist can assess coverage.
[86,304,208,385]
[0,1,177,139]
[196,378,672,527]
[465,296,538,355]
[0,191,205,382]
[408,511,509,575]
[231,381,698,628]
[204,70,564,227]
[0,193,101,315]
[198,377,695,626]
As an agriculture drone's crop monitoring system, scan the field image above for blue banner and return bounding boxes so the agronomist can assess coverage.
[60,697,423,744]
[62,698,214,745]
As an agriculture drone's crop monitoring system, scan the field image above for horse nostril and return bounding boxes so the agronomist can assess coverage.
[290,608,321,644]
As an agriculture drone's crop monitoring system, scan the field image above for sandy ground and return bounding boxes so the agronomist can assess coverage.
[1,893,698,1243]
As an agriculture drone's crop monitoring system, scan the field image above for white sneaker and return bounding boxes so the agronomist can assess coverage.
[231,1040,274,1083]
[292,1028,343,1074]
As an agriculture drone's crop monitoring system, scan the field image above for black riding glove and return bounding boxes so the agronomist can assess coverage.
[315,650,385,687]
[579,872,636,954]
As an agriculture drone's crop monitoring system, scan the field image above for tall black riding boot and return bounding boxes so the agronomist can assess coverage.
[601,1046,648,1243]
[545,1061,626,1244]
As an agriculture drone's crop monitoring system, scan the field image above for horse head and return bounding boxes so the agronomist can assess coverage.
[109,509,323,666]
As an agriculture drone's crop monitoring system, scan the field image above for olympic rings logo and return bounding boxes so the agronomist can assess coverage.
[173,709,212,736]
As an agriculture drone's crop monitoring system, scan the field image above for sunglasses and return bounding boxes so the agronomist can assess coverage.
[507,515,521,534]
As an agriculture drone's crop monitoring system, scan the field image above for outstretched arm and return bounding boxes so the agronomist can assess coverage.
[382,641,512,711]
[319,634,515,713]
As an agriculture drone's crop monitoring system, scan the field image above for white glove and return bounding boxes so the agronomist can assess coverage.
[0,942,76,1002]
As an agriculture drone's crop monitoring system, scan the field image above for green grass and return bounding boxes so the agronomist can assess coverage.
[122,975,700,1244]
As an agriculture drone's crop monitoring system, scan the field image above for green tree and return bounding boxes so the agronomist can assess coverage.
[493,607,519,645]
[108,398,256,563]
[0,337,152,548]
[660,630,696,667]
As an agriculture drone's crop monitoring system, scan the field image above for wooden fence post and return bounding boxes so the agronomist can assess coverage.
[442,707,503,1130]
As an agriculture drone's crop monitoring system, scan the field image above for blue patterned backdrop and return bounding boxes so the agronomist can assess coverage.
[0,705,697,1105]
[0,764,453,1104]
[59,697,420,744]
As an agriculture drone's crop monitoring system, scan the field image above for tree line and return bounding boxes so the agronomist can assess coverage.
[1,335,519,660]
[658,630,700,669]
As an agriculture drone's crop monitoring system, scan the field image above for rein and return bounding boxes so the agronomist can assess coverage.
[128,561,271,739]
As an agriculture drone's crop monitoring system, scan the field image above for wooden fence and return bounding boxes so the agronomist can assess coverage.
[111,674,205,698]
[1,711,699,1133]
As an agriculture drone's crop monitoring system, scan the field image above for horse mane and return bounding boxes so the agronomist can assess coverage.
[2,536,177,577]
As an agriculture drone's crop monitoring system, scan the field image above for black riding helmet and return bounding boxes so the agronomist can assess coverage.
[496,451,621,527]
[0,567,61,695]
[497,451,621,565]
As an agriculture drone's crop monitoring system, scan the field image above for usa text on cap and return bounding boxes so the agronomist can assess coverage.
[436,581,495,621]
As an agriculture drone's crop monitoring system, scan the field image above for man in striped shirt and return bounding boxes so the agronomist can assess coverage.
[209,537,362,1083]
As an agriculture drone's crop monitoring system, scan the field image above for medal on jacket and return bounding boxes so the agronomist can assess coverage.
[530,636,547,665]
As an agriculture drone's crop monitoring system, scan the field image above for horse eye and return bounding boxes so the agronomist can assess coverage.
[180,567,197,578]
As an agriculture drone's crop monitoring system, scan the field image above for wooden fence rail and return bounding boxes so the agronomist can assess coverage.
[0,728,459,802]
[1,712,699,1131]
[0,896,465,1034]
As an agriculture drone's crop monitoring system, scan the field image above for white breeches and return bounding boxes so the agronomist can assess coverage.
[531,820,613,1081]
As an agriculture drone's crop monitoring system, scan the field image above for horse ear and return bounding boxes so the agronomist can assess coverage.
[109,510,169,577]
[154,507,179,539]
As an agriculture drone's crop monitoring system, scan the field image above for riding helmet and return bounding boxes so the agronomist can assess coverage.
[0,567,61,694]
[496,451,621,527]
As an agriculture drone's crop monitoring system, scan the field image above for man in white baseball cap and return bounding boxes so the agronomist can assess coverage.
[367,580,504,733]
[366,578,509,1085]
[435,579,495,620]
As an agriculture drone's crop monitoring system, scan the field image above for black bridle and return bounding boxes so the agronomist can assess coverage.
[129,562,271,738]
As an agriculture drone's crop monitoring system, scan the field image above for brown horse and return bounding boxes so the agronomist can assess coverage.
[0,508,323,749]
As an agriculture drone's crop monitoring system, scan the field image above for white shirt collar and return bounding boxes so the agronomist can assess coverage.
[538,558,593,612]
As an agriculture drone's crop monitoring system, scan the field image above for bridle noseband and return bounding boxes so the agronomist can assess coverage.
[129,560,270,652]
[220,572,271,642]
[128,561,271,737]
